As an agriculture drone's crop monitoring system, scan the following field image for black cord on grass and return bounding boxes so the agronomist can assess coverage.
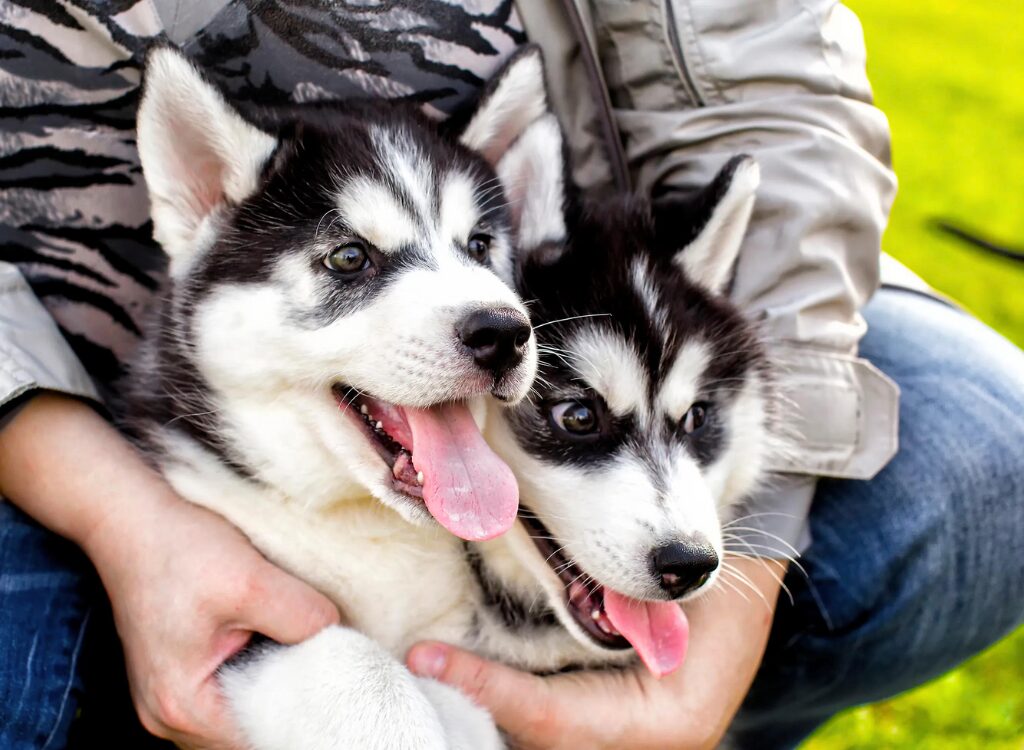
[933,219,1024,263]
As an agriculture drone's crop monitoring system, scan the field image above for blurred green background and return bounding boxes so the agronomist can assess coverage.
[803,1,1024,748]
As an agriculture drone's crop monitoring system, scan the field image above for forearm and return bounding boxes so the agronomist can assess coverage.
[0,392,175,558]
[0,391,340,747]
[669,556,788,747]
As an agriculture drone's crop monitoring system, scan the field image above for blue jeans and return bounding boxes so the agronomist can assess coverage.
[732,287,1024,747]
[0,502,167,750]
[2,287,1023,748]
[0,503,92,749]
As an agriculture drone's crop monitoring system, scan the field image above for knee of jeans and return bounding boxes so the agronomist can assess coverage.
[795,366,1024,657]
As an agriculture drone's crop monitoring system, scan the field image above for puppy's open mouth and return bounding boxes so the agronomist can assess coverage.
[519,513,628,648]
[519,512,690,678]
[334,385,424,498]
[332,385,519,542]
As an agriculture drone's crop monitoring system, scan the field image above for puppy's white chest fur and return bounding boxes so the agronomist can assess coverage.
[164,442,478,655]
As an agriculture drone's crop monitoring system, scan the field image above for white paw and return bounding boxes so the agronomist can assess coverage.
[221,626,453,750]
[416,677,505,750]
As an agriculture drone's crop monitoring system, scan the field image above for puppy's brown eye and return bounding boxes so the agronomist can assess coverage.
[467,233,492,262]
[550,400,599,437]
[682,403,709,435]
[325,243,369,274]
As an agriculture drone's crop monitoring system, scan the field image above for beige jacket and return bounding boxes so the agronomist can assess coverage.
[517,0,901,549]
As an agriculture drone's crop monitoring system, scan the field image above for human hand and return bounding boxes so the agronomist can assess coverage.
[0,394,341,749]
[88,492,341,749]
[407,557,787,750]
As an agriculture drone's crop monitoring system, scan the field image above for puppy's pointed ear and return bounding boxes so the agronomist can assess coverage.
[459,46,549,166]
[137,46,277,271]
[495,114,568,260]
[654,156,760,295]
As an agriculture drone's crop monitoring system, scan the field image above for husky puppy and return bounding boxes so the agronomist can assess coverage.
[480,119,777,680]
[128,46,546,749]
[128,46,776,750]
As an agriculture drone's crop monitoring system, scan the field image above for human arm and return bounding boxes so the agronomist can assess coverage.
[409,556,787,749]
[0,392,341,749]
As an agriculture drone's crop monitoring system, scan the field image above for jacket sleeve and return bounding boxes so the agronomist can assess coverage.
[519,0,901,553]
[0,260,100,419]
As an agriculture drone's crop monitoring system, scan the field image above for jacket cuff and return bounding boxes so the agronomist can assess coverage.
[0,266,100,416]
[766,342,899,481]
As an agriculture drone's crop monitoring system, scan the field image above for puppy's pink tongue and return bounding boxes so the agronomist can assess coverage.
[603,591,689,678]
[404,402,518,542]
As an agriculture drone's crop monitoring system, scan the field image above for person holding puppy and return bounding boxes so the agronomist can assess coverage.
[1,2,1022,749]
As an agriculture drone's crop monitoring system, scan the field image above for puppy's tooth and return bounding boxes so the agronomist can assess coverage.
[591,609,602,622]
[416,471,424,485]
[376,421,383,430]
[360,405,368,415]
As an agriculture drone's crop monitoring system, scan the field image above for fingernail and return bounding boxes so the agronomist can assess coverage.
[409,644,447,678]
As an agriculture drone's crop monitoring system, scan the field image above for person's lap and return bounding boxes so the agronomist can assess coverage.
[0,500,93,749]
[732,286,1024,748]
[3,286,1022,748]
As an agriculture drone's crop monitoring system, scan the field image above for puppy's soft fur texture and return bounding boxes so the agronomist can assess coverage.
[127,46,778,750]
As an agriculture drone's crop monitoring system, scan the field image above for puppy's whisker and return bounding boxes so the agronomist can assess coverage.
[533,313,613,330]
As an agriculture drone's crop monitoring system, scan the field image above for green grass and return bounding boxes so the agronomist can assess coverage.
[848,0,1024,347]
[803,1,1024,747]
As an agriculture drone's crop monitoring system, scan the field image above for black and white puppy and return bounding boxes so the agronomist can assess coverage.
[126,46,550,750]
[481,114,779,678]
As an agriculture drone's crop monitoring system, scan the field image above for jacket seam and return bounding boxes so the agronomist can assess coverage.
[671,0,725,104]
[0,279,30,295]
[0,341,31,384]
[795,0,837,94]
[660,0,705,107]
[562,0,632,192]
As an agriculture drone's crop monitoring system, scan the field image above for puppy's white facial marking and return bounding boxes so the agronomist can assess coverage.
[662,452,723,553]
[440,171,480,248]
[630,259,669,349]
[372,125,433,223]
[569,327,648,419]
[273,255,321,310]
[703,380,773,509]
[657,340,711,423]
[337,177,418,252]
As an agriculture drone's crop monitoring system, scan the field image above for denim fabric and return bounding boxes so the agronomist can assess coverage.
[732,286,1024,748]
[0,502,93,750]
[0,502,169,750]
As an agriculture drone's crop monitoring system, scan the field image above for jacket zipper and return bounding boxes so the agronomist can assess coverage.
[662,0,705,107]
[559,0,631,193]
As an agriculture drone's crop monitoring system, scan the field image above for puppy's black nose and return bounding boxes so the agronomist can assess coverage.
[457,308,531,378]
[651,541,719,599]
